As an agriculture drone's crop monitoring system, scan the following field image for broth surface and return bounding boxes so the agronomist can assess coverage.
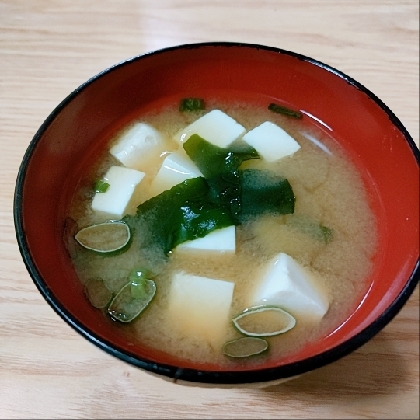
[67,99,378,367]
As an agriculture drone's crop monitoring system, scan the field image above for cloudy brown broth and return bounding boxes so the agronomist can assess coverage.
[67,99,378,367]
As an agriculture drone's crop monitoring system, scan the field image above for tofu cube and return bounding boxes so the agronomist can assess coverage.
[148,151,203,197]
[91,166,145,218]
[250,253,329,319]
[174,109,246,148]
[110,122,165,171]
[176,226,236,253]
[242,121,301,161]
[167,271,235,346]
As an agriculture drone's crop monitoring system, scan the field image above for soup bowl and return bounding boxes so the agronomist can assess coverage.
[14,42,419,387]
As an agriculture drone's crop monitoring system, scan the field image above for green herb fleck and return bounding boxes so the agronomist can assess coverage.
[319,225,333,243]
[179,98,205,112]
[94,179,110,193]
[129,267,154,283]
[268,103,302,119]
[285,214,333,243]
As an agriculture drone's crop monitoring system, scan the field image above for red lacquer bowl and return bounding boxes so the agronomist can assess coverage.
[14,43,419,386]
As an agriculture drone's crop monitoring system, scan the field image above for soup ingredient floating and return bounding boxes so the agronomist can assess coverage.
[110,122,166,171]
[91,166,145,218]
[175,225,236,253]
[94,179,110,193]
[251,252,329,319]
[223,337,269,358]
[232,305,296,337]
[268,102,303,119]
[174,109,246,147]
[148,151,203,197]
[167,271,235,347]
[242,121,301,162]
[74,221,131,254]
[124,177,236,254]
[285,214,333,244]
[179,97,205,112]
[108,268,156,323]
[183,133,259,218]
[240,169,295,218]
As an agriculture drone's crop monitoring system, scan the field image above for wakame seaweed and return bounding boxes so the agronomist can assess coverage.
[123,177,235,255]
[240,169,295,219]
[183,134,259,218]
[124,135,296,254]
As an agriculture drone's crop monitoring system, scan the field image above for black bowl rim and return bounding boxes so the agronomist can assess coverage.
[13,41,420,385]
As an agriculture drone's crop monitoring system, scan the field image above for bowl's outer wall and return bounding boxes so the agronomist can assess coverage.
[15,43,419,384]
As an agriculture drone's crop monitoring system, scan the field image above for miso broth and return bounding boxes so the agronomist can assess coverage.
[67,98,378,367]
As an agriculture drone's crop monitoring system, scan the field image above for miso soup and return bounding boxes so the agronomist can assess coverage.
[66,98,378,367]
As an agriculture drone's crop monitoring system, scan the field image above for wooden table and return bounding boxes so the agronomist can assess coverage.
[1,1,418,418]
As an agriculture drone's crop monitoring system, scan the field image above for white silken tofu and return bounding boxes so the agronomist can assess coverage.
[148,152,203,197]
[110,122,165,171]
[176,226,236,253]
[91,166,145,218]
[250,253,329,319]
[174,109,246,147]
[167,271,235,346]
[242,121,301,162]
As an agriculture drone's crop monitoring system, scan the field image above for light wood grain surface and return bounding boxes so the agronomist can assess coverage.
[1,1,418,418]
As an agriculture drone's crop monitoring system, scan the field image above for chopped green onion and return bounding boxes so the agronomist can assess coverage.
[232,305,296,337]
[223,336,269,358]
[129,267,154,282]
[179,98,205,112]
[285,214,333,243]
[108,278,156,323]
[94,179,110,193]
[74,221,131,254]
[130,279,147,299]
[268,102,302,119]
[129,267,154,298]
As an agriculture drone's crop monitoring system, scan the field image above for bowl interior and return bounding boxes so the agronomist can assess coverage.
[15,43,419,382]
